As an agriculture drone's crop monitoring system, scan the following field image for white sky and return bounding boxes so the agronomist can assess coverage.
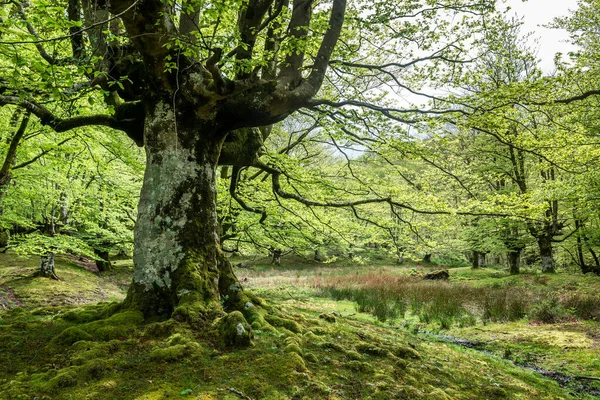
[503,0,579,73]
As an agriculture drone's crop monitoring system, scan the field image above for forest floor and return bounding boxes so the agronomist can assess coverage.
[0,251,599,399]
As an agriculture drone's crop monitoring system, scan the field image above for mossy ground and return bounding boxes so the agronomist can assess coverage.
[0,251,598,399]
[0,252,130,310]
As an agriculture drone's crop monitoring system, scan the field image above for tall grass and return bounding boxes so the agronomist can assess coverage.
[313,272,596,329]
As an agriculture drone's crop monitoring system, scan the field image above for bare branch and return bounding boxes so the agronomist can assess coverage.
[0,96,135,133]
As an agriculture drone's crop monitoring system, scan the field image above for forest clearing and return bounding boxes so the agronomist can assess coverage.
[1,252,599,399]
[1,0,600,398]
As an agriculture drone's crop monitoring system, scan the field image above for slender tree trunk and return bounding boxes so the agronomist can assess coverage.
[314,249,323,262]
[507,250,520,275]
[537,236,555,273]
[271,249,282,266]
[396,249,404,264]
[574,218,590,273]
[478,252,485,267]
[39,253,58,280]
[585,244,600,275]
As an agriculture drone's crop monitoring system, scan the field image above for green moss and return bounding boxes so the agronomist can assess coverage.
[82,359,112,379]
[283,336,300,345]
[264,314,302,333]
[302,331,319,344]
[284,343,303,355]
[304,352,319,364]
[94,325,134,341]
[355,342,391,358]
[218,311,252,347]
[62,309,100,323]
[167,332,193,346]
[48,367,80,389]
[305,325,327,334]
[345,360,374,373]
[149,344,189,362]
[318,313,336,323]
[391,345,420,359]
[483,386,509,398]
[345,350,363,361]
[277,327,296,337]
[321,341,346,353]
[104,310,144,325]
[143,319,178,338]
[53,327,93,345]
[427,388,453,400]
[287,352,307,372]
[251,321,263,330]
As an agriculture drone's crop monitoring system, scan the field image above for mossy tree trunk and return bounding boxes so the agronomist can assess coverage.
[271,249,282,266]
[39,252,58,280]
[123,101,226,321]
[94,248,111,272]
[507,250,520,275]
[537,235,555,273]
[471,251,485,269]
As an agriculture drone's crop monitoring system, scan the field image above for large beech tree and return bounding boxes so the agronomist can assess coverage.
[0,0,501,335]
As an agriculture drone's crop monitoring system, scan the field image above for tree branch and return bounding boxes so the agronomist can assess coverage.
[229,166,267,223]
[0,96,136,134]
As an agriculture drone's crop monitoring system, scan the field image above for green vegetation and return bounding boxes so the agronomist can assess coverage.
[3,253,599,399]
[316,266,600,327]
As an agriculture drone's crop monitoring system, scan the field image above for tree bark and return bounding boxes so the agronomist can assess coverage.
[39,253,58,280]
[537,236,555,273]
[471,251,485,268]
[122,101,225,321]
[271,249,282,266]
[507,250,520,275]
[314,249,323,262]
[94,248,111,272]
[396,250,404,264]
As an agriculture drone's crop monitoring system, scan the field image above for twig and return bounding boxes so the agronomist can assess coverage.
[225,387,254,400]
[573,376,600,382]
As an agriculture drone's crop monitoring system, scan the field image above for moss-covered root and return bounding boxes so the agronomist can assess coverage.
[217,311,253,348]
[218,254,274,331]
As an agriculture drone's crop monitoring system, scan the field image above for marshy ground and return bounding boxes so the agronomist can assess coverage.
[1,251,599,399]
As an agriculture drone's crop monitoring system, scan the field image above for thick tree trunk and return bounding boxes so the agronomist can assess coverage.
[537,236,555,273]
[471,251,484,268]
[119,101,263,348]
[507,250,520,275]
[39,253,58,280]
[423,253,432,263]
[123,101,228,322]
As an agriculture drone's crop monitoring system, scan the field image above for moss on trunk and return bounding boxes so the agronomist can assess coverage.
[121,101,255,345]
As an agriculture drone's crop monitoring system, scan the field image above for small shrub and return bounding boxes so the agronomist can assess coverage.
[531,275,550,286]
[529,297,572,323]
[561,294,600,321]
[481,288,528,323]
